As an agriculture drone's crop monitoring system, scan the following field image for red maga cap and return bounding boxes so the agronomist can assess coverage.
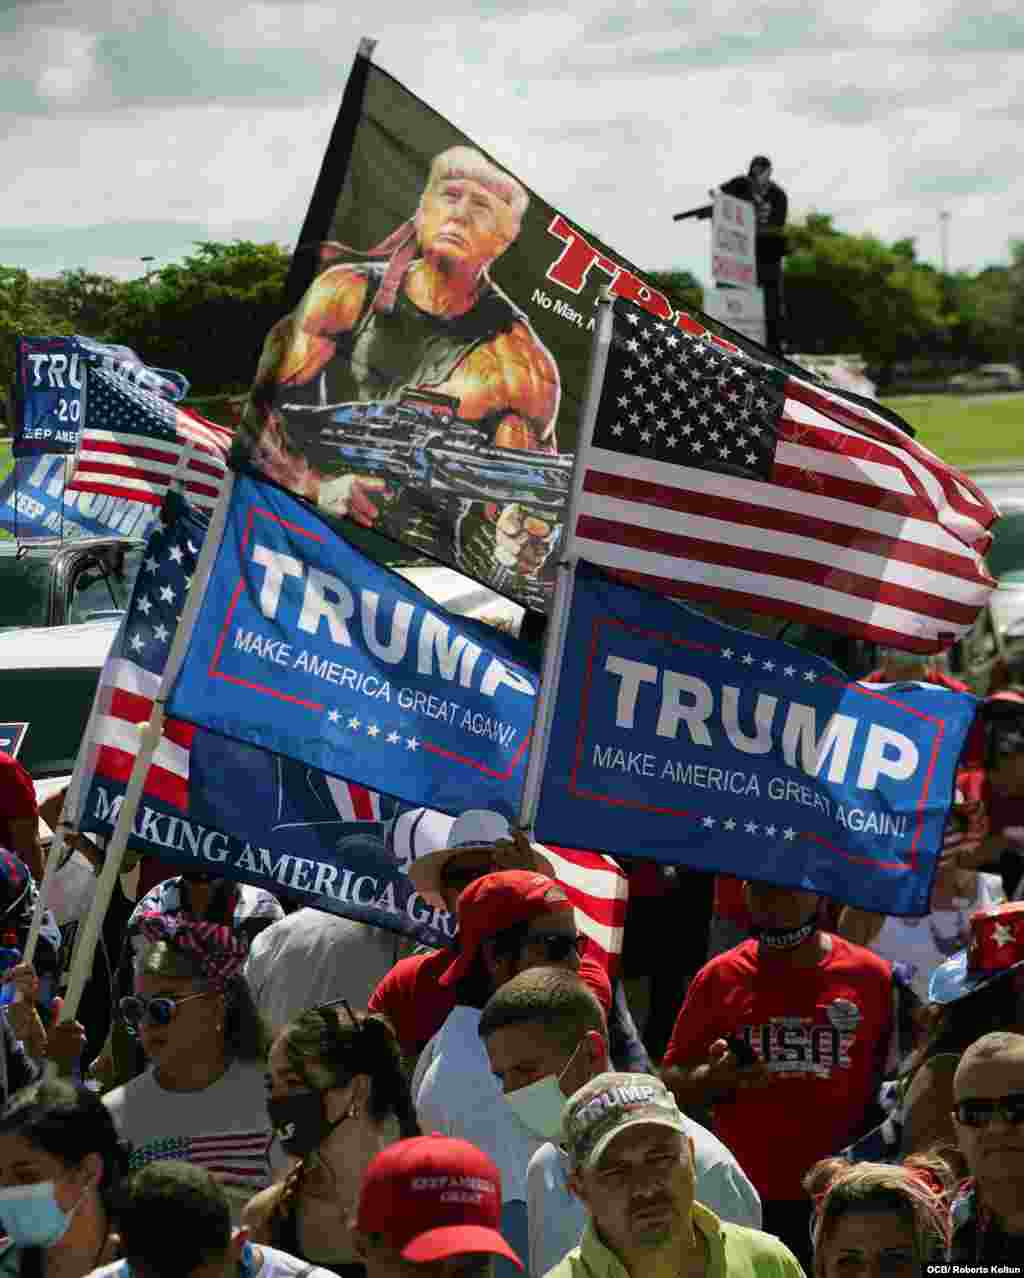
[437,870,572,988]
[356,1134,522,1267]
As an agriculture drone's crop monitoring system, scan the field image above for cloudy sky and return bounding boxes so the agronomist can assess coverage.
[3,0,1022,285]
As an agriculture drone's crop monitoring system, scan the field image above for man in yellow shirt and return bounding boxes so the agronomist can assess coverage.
[547,1073,805,1278]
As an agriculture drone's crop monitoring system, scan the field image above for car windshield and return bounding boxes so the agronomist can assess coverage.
[0,555,52,629]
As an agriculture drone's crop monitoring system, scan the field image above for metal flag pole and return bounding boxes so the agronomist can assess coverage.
[517,289,617,830]
[58,472,237,1023]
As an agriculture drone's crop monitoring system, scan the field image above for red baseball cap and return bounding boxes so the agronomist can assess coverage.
[437,869,573,988]
[356,1134,522,1268]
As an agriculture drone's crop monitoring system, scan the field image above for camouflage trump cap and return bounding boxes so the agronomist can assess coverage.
[561,1072,689,1171]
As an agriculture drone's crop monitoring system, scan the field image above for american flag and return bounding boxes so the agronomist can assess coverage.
[68,367,232,512]
[542,843,628,973]
[572,300,998,653]
[89,496,204,809]
[127,1129,274,1189]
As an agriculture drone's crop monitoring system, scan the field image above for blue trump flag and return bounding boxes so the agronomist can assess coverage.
[167,472,538,817]
[533,562,978,917]
[76,490,454,947]
[14,338,85,456]
[0,454,160,542]
[13,336,190,458]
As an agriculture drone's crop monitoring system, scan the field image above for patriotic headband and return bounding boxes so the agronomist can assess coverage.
[137,912,248,989]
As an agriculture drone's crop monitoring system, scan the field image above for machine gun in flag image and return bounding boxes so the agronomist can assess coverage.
[278,389,575,607]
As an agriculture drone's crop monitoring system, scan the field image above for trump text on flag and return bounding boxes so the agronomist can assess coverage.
[166,474,538,816]
[533,564,978,917]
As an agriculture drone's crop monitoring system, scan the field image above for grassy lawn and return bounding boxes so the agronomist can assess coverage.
[882,393,1023,469]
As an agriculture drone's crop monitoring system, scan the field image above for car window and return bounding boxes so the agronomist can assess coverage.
[0,556,52,630]
[0,666,104,778]
[987,512,1024,584]
[67,545,145,624]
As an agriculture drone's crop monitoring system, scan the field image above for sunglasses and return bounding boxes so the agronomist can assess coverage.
[953,1093,1024,1127]
[523,932,586,961]
[441,866,495,892]
[120,992,212,1033]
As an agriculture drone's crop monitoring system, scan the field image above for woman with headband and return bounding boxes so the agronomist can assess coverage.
[243,1003,417,1277]
[101,913,282,1222]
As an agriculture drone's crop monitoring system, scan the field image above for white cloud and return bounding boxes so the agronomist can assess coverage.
[0,0,1020,283]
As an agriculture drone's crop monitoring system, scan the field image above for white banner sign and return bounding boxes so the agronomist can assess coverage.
[704,285,766,347]
[711,192,757,289]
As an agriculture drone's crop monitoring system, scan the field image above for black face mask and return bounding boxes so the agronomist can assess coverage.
[755,915,818,950]
[266,1090,349,1158]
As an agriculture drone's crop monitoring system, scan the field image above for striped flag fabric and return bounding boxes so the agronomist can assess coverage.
[87,495,204,809]
[541,842,628,972]
[68,367,232,512]
[572,299,998,653]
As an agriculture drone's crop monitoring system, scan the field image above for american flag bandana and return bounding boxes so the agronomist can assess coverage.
[136,912,248,988]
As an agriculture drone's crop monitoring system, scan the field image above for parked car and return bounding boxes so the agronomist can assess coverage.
[948,470,1024,693]
[0,537,146,781]
[0,537,146,631]
[0,617,123,780]
[949,363,1024,392]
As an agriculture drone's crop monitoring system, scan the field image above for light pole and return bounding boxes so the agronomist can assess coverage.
[938,211,951,275]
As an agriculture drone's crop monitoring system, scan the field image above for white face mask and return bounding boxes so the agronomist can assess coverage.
[503,1041,584,1142]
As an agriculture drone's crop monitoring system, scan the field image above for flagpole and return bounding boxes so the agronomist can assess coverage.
[282,36,379,311]
[59,472,237,1024]
[21,619,126,964]
[518,290,616,830]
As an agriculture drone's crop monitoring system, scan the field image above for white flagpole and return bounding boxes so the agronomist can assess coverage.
[21,617,127,965]
[518,289,617,829]
[59,471,237,1023]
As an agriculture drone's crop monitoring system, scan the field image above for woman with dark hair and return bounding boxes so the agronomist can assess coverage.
[0,1079,130,1278]
[242,1004,416,1277]
[101,914,282,1223]
[804,1158,950,1277]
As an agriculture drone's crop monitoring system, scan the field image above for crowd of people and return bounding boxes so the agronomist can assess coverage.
[0,653,1022,1278]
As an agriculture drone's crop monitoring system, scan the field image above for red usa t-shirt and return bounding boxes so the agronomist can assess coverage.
[369,945,612,1056]
[663,935,893,1201]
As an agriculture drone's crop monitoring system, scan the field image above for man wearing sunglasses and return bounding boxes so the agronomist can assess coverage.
[410,871,589,1278]
[370,810,612,1058]
[951,1030,1024,1263]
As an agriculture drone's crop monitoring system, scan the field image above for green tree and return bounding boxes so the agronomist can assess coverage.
[783,216,944,384]
[0,266,74,423]
[105,241,291,393]
[31,269,125,338]
[648,269,703,315]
